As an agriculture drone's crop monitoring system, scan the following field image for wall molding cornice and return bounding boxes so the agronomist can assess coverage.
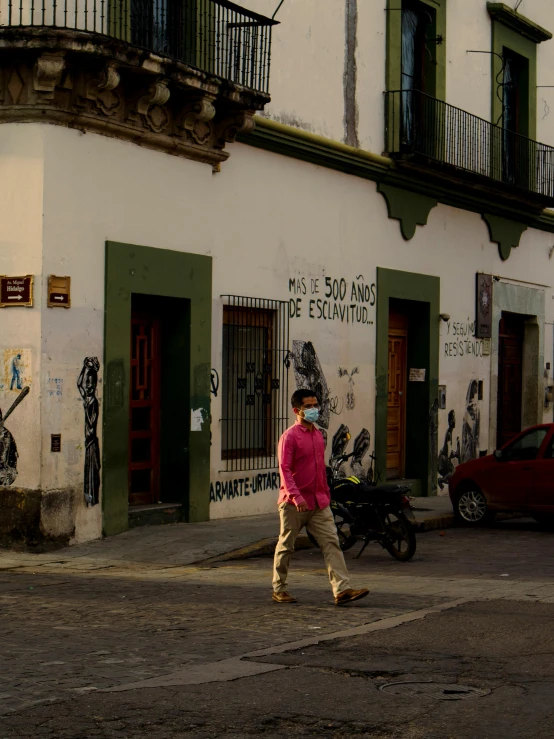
[487,3,552,44]
[239,116,554,241]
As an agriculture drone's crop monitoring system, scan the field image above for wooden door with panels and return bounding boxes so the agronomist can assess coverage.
[129,312,161,505]
[387,311,408,479]
[497,312,524,449]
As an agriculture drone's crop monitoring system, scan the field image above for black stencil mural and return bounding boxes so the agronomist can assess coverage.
[438,410,460,490]
[338,366,359,411]
[332,423,351,458]
[351,428,371,480]
[461,380,481,464]
[291,340,330,429]
[331,424,372,480]
[0,386,30,486]
[78,358,101,507]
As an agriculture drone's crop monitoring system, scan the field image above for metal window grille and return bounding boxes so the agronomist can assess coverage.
[385,89,554,200]
[4,0,277,94]
[221,295,289,472]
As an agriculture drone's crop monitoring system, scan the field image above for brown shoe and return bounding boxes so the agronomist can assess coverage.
[334,588,369,606]
[272,591,297,604]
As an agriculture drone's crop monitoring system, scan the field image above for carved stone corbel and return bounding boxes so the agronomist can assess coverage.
[217,111,256,147]
[182,96,216,145]
[84,62,121,116]
[135,79,171,133]
[33,52,65,99]
[137,79,170,116]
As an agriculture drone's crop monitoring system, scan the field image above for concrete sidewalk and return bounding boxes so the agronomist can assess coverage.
[0,495,455,572]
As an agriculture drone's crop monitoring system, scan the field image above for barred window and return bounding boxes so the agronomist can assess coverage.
[221,296,290,472]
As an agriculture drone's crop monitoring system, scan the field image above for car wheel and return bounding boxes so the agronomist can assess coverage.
[455,487,494,526]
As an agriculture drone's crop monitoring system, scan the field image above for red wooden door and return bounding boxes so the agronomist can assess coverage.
[497,313,524,449]
[387,313,408,479]
[129,313,161,506]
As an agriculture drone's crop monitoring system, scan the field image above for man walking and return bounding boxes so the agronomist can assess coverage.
[272,388,369,606]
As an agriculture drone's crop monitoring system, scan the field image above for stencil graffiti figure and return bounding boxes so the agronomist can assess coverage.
[461,380,481,464]
[438,410,460,490]
[338,366,359,411]
[0,386,30,486]
[351,428,371,481]
[10,354,22,391]
[331,424,351,477]
[291,341,330,429]
[78,357,101,507]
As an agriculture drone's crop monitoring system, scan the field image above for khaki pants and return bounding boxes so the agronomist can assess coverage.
[273,503,351,597]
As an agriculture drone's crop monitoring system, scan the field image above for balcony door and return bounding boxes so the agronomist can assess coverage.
[502,48,530,188]
[401,0,436,150]
[497,313,524,449]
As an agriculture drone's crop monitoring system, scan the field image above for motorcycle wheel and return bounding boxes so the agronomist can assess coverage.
[306,510,357,552]
[382,510,417,562]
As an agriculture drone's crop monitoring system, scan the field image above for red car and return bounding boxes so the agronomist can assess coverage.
[448,424,554,526]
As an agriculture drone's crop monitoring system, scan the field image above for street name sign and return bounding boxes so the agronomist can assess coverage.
[47,275,71,308]
[0,276,33,307]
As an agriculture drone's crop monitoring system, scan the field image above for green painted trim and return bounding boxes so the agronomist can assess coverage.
[386,0,447,100]
[482,213,528,260]
[487,4,552,44]
[491,16,537,139]
[103,242,212,537]
[240,116,392,179]
[377,183,438,240]
[376,268,440,497]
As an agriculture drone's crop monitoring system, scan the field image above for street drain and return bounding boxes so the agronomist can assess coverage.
[379,681,491,701]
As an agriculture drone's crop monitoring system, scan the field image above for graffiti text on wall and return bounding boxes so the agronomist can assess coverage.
[210,472,281,503]
[444,319,486,358]
[289,274,376,326]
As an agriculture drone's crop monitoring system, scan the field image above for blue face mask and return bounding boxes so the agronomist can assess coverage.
[302,408,319,424]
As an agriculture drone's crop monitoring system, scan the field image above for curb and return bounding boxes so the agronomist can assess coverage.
[207,514,456,563]
[413,513,456,533]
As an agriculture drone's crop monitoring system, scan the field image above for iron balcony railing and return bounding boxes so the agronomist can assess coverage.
[385,89,554,200]
[3,0,277,93]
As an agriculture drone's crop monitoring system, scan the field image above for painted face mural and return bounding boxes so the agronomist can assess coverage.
[461,380,481,465]
[78,357,101,507]
[0,386,30,486]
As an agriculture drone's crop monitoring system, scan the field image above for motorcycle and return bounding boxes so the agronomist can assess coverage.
[307,451,417,561]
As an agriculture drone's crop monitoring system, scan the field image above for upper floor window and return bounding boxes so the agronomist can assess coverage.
[401,0,437,96]
[221,296,289,472]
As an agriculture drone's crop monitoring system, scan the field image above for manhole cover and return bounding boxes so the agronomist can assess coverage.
[379,681,491,701]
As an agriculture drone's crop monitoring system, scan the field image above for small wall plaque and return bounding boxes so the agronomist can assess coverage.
[439,385,446,409]
[0,275,33,307]
[47,275,71,308]
[51,434,61,452]
[409,368,426,382]
[476,273,493,338]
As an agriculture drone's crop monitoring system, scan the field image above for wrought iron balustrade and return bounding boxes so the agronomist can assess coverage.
[3,0,277,92]
[385,89,554,200]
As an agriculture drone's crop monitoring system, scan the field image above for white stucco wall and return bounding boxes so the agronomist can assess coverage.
[0,126,44,491]
[1,123,549,534]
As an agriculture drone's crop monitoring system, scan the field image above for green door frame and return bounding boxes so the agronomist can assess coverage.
[375,267,440,496]
[103,241,212,537]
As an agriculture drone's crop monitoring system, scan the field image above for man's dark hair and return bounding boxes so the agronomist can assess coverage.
[291,388,318,409]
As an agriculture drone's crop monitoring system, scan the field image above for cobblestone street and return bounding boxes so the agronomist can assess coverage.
[2,518,554,737]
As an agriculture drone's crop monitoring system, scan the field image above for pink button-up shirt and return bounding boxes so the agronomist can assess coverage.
[277,421,331,510]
